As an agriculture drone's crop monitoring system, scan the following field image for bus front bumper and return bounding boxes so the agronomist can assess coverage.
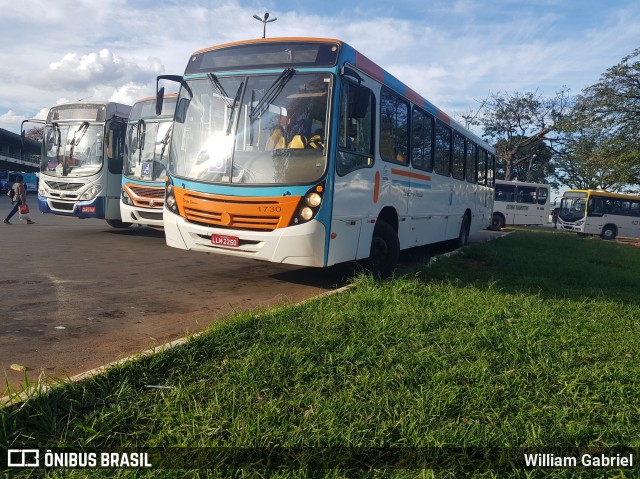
[163,210,327,267]
[120,203,164,227]
[38,194,105,219]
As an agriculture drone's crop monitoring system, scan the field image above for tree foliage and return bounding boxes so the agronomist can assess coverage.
[463,88,570,182]
[553,48,640,192]
[24,126,44,142]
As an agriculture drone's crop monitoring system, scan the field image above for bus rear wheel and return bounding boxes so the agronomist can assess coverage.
[106,219,133,229]
[368,220,399,279]
[489,213,505,231]
[601,225,617,240]
[458,214,470,248]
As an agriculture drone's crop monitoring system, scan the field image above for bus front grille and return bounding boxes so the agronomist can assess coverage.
[174,188,301,231]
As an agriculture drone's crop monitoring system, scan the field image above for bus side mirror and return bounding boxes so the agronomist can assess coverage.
[156,87,165,116]
[351,86,370,119]
[175,98,190,123]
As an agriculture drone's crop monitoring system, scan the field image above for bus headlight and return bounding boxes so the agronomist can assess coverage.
[575,219,585,226]
[165,178,178,214]
[300,207,313,221]
[290,184,324,226]
[121,189,133,206]
[306,192,322,207]
[80,185,102,201]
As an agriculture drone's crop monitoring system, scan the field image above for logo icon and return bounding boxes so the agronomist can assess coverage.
[7,449,40,467]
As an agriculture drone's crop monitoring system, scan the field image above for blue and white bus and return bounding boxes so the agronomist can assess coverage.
[157,38,495,276]
[120,95,177,228]
[26,102,132,227]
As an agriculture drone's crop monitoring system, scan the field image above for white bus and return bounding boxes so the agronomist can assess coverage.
[120,95,177,228]
[557,189,640,240]
[489,179,550,230]
[157,37,495,276]
[24,102,132,227]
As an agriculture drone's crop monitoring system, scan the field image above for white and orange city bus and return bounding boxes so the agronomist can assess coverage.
[157,38,495,276]
[120,95,177,228]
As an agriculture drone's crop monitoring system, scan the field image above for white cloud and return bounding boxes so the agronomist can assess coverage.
[0,0,639,135]
[37,49,164,92]
[0,110,27,130]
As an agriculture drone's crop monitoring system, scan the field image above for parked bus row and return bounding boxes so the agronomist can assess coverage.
[22,36,497,275]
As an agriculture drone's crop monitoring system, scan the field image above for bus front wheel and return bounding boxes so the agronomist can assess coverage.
[601,225,617,240]
[106,219,133,229]
[489,213,505,231]
[368,220,400,279]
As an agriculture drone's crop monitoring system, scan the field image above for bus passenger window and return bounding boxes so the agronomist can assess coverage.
[516,186,537,204]
[337,82,374,176]
[435,121,451,176]
[380,87,409,164]
[537,187,549,205]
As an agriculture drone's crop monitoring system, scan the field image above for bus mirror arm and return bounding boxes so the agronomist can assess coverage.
[20,119,45,147]
[156,75,192,116]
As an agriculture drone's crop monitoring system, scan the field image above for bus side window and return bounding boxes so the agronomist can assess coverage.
[537,187,549,205]
[588,197,604,217]
[107,122,126,175]
[336,81,374,176]
[516,186,536,204]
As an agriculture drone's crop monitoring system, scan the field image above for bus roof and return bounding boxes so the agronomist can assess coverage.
[495,179,551,188]
[185,37,493,152]
[563,189,640,201]
[134,93,178,104]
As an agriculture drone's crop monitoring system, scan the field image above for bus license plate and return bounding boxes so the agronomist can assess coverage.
[211,234,239,247]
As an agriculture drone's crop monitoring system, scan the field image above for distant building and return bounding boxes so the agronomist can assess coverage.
[0,127,40,172]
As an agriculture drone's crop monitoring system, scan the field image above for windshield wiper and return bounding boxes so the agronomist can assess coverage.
[249,68,296,121]
[66,122,89,176]
[226,81,244,136]
[157,124,173,164]
[136,119,146,164]
[207,73,233,108]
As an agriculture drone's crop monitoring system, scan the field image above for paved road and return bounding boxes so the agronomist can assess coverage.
[1,195,505,396]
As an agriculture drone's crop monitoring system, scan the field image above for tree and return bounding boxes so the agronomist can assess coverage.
[25,126,44,142]
[463,88,570,182]
[552,48,640,192]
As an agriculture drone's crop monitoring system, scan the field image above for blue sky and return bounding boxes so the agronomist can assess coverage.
[0,0,638,135]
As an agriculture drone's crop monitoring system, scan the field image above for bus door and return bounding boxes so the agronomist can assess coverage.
[104,119,127,220]
[513,185,538,224]
[330,80,375,264]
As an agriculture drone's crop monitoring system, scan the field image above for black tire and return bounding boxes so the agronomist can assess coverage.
[368,220,400,279]
[489,213,505,231]
[601,224,617,240]
[106,219,133,229]
[458,214,470,248]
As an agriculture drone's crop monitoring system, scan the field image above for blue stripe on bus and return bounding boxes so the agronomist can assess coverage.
[391,179,432,190]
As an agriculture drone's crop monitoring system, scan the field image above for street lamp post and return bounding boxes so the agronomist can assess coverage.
[253,12,277,38]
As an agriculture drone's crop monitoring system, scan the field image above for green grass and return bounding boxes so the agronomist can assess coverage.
[3,230,640,478]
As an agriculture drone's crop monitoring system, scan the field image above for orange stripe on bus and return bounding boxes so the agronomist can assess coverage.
[391,169,431,182]
[374,171,380,204]
[193,38,343,55]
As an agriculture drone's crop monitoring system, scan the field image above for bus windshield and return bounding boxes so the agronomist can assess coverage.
[169,72,330,185]
[41,123,104,178]
[124,120,172,181]
[559,193,587,222]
